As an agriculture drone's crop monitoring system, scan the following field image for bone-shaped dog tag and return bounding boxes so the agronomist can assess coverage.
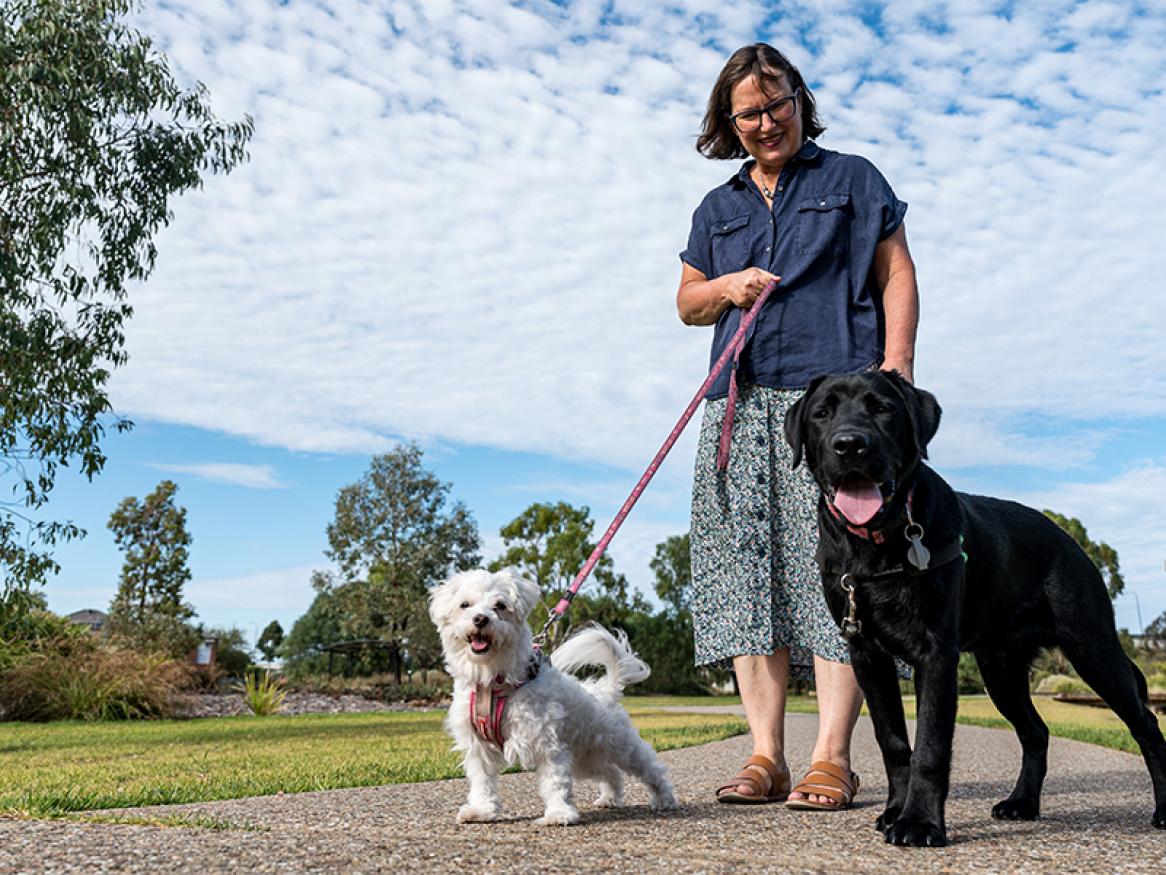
[907,536,931,571]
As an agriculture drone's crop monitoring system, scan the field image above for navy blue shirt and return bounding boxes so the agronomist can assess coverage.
[681,141,907,396]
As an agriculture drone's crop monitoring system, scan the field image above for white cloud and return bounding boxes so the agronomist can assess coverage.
[147,462,289,489]
[102,1,1166,607]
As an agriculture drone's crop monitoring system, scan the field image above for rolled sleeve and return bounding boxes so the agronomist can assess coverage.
[680,204,712,276]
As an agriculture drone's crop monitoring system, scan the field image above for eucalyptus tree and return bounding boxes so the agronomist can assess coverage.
[1,0,252,606]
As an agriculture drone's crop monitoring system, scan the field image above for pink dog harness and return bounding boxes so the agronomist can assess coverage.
[468,659,541,747]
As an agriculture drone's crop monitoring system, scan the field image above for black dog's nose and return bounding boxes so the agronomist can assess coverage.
[472,613,489,629]
[831,431,869,457]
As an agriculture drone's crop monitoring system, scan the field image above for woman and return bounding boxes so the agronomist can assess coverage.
[678,43,918,809]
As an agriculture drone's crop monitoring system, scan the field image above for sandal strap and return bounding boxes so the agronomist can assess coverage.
[717,754,784,796]
[790,760,859,805]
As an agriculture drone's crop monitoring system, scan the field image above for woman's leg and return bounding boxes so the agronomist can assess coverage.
[787,655,864,805]
[727,648,790,795]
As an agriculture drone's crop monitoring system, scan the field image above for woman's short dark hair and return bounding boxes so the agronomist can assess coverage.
[696,43,825,159]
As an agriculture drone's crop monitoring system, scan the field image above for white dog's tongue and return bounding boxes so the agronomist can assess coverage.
[834,481,884,525]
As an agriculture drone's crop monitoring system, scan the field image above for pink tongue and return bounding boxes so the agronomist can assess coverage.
[470,638,489,652]
[834,482,884,525]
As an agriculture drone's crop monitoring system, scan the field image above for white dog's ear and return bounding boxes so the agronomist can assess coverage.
[501,568,541,619]
[428,574,463,627]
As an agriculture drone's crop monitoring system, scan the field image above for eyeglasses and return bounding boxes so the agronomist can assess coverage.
[729,90,800,133]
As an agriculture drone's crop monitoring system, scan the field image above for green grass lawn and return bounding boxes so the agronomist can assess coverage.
[0,704,747,818]
[3,694,1160,821]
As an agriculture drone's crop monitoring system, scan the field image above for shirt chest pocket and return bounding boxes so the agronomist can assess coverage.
[709,214,752,277]
[795,193,851,257]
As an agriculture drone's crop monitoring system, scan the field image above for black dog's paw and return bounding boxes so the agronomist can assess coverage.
[875,807,901,833]
[884,818,947,847]
[1153,803,1166,829]
[991,797,1040,821]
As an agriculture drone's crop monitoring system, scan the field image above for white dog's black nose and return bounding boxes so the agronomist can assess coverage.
[831,431,869,457]
[472,613,489,629]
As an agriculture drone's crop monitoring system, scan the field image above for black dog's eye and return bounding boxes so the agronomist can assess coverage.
[811,405,831,420]
[459,601,470,609]
[494,601,508,612]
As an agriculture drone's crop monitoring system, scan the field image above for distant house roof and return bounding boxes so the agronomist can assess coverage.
[67,609,108,631]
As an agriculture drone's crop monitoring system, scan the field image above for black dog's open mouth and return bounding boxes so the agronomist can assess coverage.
[828,475,896,526]
[468,632,493,654]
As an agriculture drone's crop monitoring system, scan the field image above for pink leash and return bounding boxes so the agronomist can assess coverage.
[532,279,779,647]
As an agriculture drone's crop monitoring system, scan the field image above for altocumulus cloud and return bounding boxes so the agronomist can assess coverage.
[115,0,1165,465]
[107,1,1166,614]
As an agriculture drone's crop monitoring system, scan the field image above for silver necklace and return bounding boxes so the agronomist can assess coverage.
[756,168,779,199]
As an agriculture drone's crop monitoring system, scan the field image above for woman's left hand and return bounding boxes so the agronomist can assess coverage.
[881,359,914,384]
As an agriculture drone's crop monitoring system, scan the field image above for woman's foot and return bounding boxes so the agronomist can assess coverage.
[785,760,860,809]
[716,754,791,803]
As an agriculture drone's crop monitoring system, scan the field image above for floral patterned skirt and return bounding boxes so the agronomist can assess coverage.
[690,383,849,679]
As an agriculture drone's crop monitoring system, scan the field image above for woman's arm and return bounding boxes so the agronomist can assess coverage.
[676,263,779,326]
[873,223,919,384]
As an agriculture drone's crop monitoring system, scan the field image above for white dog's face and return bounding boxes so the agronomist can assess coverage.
[429,569,541,676]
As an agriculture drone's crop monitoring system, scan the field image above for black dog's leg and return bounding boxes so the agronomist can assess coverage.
[851,643,912,834]
[884,648,959,847]
[976,648,1048,820]
[1062,641,1166,828]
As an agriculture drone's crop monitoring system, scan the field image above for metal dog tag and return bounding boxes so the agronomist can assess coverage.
[904,521,930,571]
[907,536,931,571]
[841,618,862,640]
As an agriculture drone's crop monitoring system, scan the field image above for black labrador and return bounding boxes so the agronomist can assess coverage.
[783,369,1166,847]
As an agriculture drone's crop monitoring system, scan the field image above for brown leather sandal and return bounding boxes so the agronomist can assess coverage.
[716,754,791,804]
[785,760,860,810]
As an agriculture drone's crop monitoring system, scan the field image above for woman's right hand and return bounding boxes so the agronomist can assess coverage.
[723,267,780,309]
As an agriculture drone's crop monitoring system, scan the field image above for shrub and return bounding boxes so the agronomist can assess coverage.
[1034,674,1093,696]
[0,639,187,721]
[234,670,287,716]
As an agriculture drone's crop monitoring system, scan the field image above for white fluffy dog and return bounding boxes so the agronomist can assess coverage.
[429,568,678,825]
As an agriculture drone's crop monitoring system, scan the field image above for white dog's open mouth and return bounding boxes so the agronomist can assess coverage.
[468,631,493,654]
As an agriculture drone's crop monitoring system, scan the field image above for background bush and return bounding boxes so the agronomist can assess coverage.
[0,628,187,721]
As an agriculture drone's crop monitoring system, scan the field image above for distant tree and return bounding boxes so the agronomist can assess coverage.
[320,445,479,677]
[326,444,481,587]
[256,620,284,662]
[489,501,640,644]
[0,0,253,604]
[650,534,691,619]
[1043,511,1124,599]
[279,572,344,679]
[1145,612,1166,646]
[629,533,709,694]
[105,480,197,657]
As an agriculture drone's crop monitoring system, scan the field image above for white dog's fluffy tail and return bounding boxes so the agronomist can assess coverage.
[549,624,650,703]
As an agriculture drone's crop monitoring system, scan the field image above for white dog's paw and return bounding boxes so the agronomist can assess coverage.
[535,806,580,826]
[457,804,502,823]
[650,788,680,812]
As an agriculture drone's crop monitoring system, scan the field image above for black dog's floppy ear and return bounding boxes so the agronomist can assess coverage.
[883,370,941,459]
[784,375,827,468]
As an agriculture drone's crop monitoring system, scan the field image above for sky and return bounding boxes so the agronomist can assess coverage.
[30,0,1166,647]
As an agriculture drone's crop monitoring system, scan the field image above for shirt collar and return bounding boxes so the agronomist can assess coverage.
[730,139,822,187]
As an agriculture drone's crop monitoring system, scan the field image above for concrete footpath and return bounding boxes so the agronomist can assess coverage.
[1,710,1164,874]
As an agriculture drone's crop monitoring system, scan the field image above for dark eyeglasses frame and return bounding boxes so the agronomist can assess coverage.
[728,89,801,133]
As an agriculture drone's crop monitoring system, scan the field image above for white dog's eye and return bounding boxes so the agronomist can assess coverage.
[459,601,470,609]
[494,601,508,612]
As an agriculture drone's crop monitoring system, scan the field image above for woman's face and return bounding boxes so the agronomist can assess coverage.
[729,73,804,169]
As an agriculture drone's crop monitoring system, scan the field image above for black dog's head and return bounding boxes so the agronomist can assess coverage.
[784,370,941,528]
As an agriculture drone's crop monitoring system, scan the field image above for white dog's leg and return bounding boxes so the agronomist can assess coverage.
[620,739,679,811]
[457,746,502,823]
[595,764,625,808]
[534,752,579,825]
